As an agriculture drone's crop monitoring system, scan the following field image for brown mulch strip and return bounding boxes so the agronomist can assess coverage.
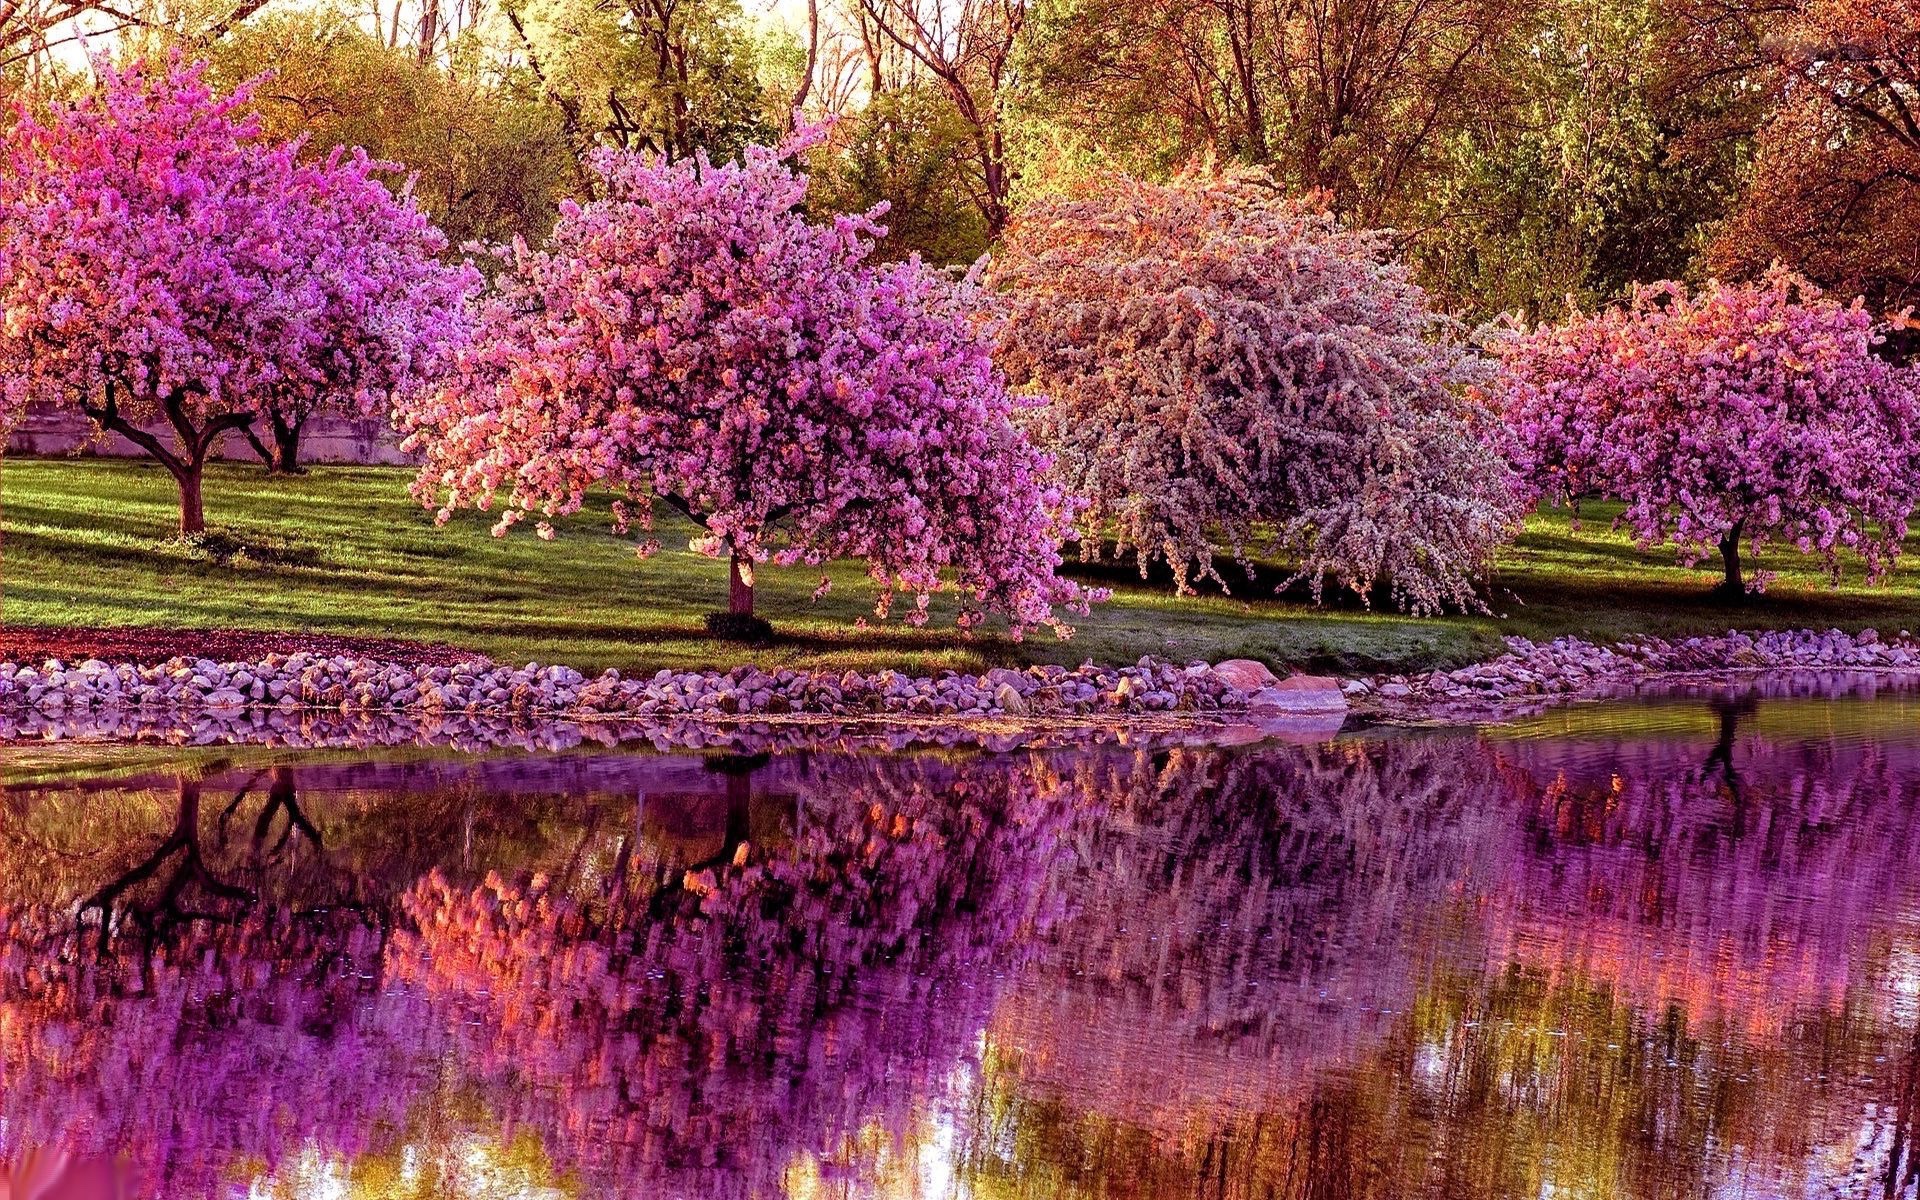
[0,625,487,668]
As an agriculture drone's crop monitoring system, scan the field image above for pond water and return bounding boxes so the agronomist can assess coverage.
[5,674,1920,1199]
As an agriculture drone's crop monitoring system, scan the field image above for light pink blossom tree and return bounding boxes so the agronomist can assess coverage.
[399,141,1089,636]
[1488,269,1920,595]
[989,165,1523,616]
[0,58,476,529]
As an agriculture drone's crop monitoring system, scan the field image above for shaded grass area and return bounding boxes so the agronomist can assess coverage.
[4,457,1918,676]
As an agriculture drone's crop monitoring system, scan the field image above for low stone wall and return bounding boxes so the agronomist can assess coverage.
[10,628,1907,746]
[0,654,1272,723]
[1351,627,1920,718]
[4,405,413,466]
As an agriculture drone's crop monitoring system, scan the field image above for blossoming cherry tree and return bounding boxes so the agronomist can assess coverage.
[1490,270,1920,595]
[0,58,476,531]
[989,165,1522,616]
[401,141,1087,637]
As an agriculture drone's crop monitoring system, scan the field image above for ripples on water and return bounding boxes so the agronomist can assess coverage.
[4,673,1920,1198]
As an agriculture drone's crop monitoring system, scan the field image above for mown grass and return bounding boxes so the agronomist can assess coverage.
[4,457,1919,675]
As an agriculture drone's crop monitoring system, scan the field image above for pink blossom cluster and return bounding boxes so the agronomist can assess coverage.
[1487,269,1920,588]
[399,141,1090,635]
[0,57,476,512]
[990,164,1524,615]
[253,145,481,438]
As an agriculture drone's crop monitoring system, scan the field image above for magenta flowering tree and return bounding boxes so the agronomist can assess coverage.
[989,165,1524,616]
[1490,270,1920,595]
[399,141,1089,636]
[0,58,475,530]
[242,147,480,475]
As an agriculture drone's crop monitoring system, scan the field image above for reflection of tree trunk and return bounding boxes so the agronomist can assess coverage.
[693,760,758,871]
[251,765,323,864]
[649,757,766,919]
[79,778,254,947]
[1701,696,1757,823]
[725,770,752,853]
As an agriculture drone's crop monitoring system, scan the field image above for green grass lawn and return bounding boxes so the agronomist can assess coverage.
[5,456,1919,676]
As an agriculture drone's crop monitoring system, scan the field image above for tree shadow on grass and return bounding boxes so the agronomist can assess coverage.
[1494,567,1920,633]
[1060,545,1430,616]
[1507,529,1682,570]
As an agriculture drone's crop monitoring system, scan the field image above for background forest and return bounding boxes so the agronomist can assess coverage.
[0,0,1909,328]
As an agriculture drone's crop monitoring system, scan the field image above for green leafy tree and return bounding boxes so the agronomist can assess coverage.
[806,84,989,265]
[501,0,777,172]
[199,6,573,247]
[1408,0,1745,319]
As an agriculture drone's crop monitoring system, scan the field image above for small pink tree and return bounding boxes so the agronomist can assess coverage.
[0,58,475,529]
[989,165,1523,615]
[399,141,1088,637]
[1489,270,1920,596]
[243,148,480,475]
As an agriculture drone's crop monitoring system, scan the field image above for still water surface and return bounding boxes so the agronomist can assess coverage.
[5,675,1920,1198]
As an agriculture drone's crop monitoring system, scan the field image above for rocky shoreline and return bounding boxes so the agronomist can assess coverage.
[1349,626,1920,719]
[0,653,1280,726]
[2,627,1918,746]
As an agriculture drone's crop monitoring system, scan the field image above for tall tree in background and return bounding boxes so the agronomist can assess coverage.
[0,0,122,74]
[1409,0,1746,319]
[199,5,572,245]
[502,0,776,174]
[1705,0,1920,312]
[851,0,1025,239]
[805,83,988,264]
[1021,0,1522,226]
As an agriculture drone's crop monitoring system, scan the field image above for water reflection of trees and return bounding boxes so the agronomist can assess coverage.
[0,751,1090,1197]
[5,699,1920,1198]
[967,703,1920,1200]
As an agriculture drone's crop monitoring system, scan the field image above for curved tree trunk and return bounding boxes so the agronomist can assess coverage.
[243,411,307,474]
[729,553,754,617]
[1716,519,1746,598]
[81,383,253,535]
[243,424,276,469]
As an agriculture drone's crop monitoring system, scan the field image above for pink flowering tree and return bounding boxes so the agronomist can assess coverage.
[240,148,480,475]
[1489,270,1920,596]
[989,165,1523,615]
[399,141,1089,637]
[0,58,475,529]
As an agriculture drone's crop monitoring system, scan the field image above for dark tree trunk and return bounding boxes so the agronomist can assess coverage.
[245,411,307,474]
[271,411,306,475]
[1716,523,1745,598]
[729,553,754,617]
[82,382,248,535]
[176,466,206,535]
[243,424,276,469]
